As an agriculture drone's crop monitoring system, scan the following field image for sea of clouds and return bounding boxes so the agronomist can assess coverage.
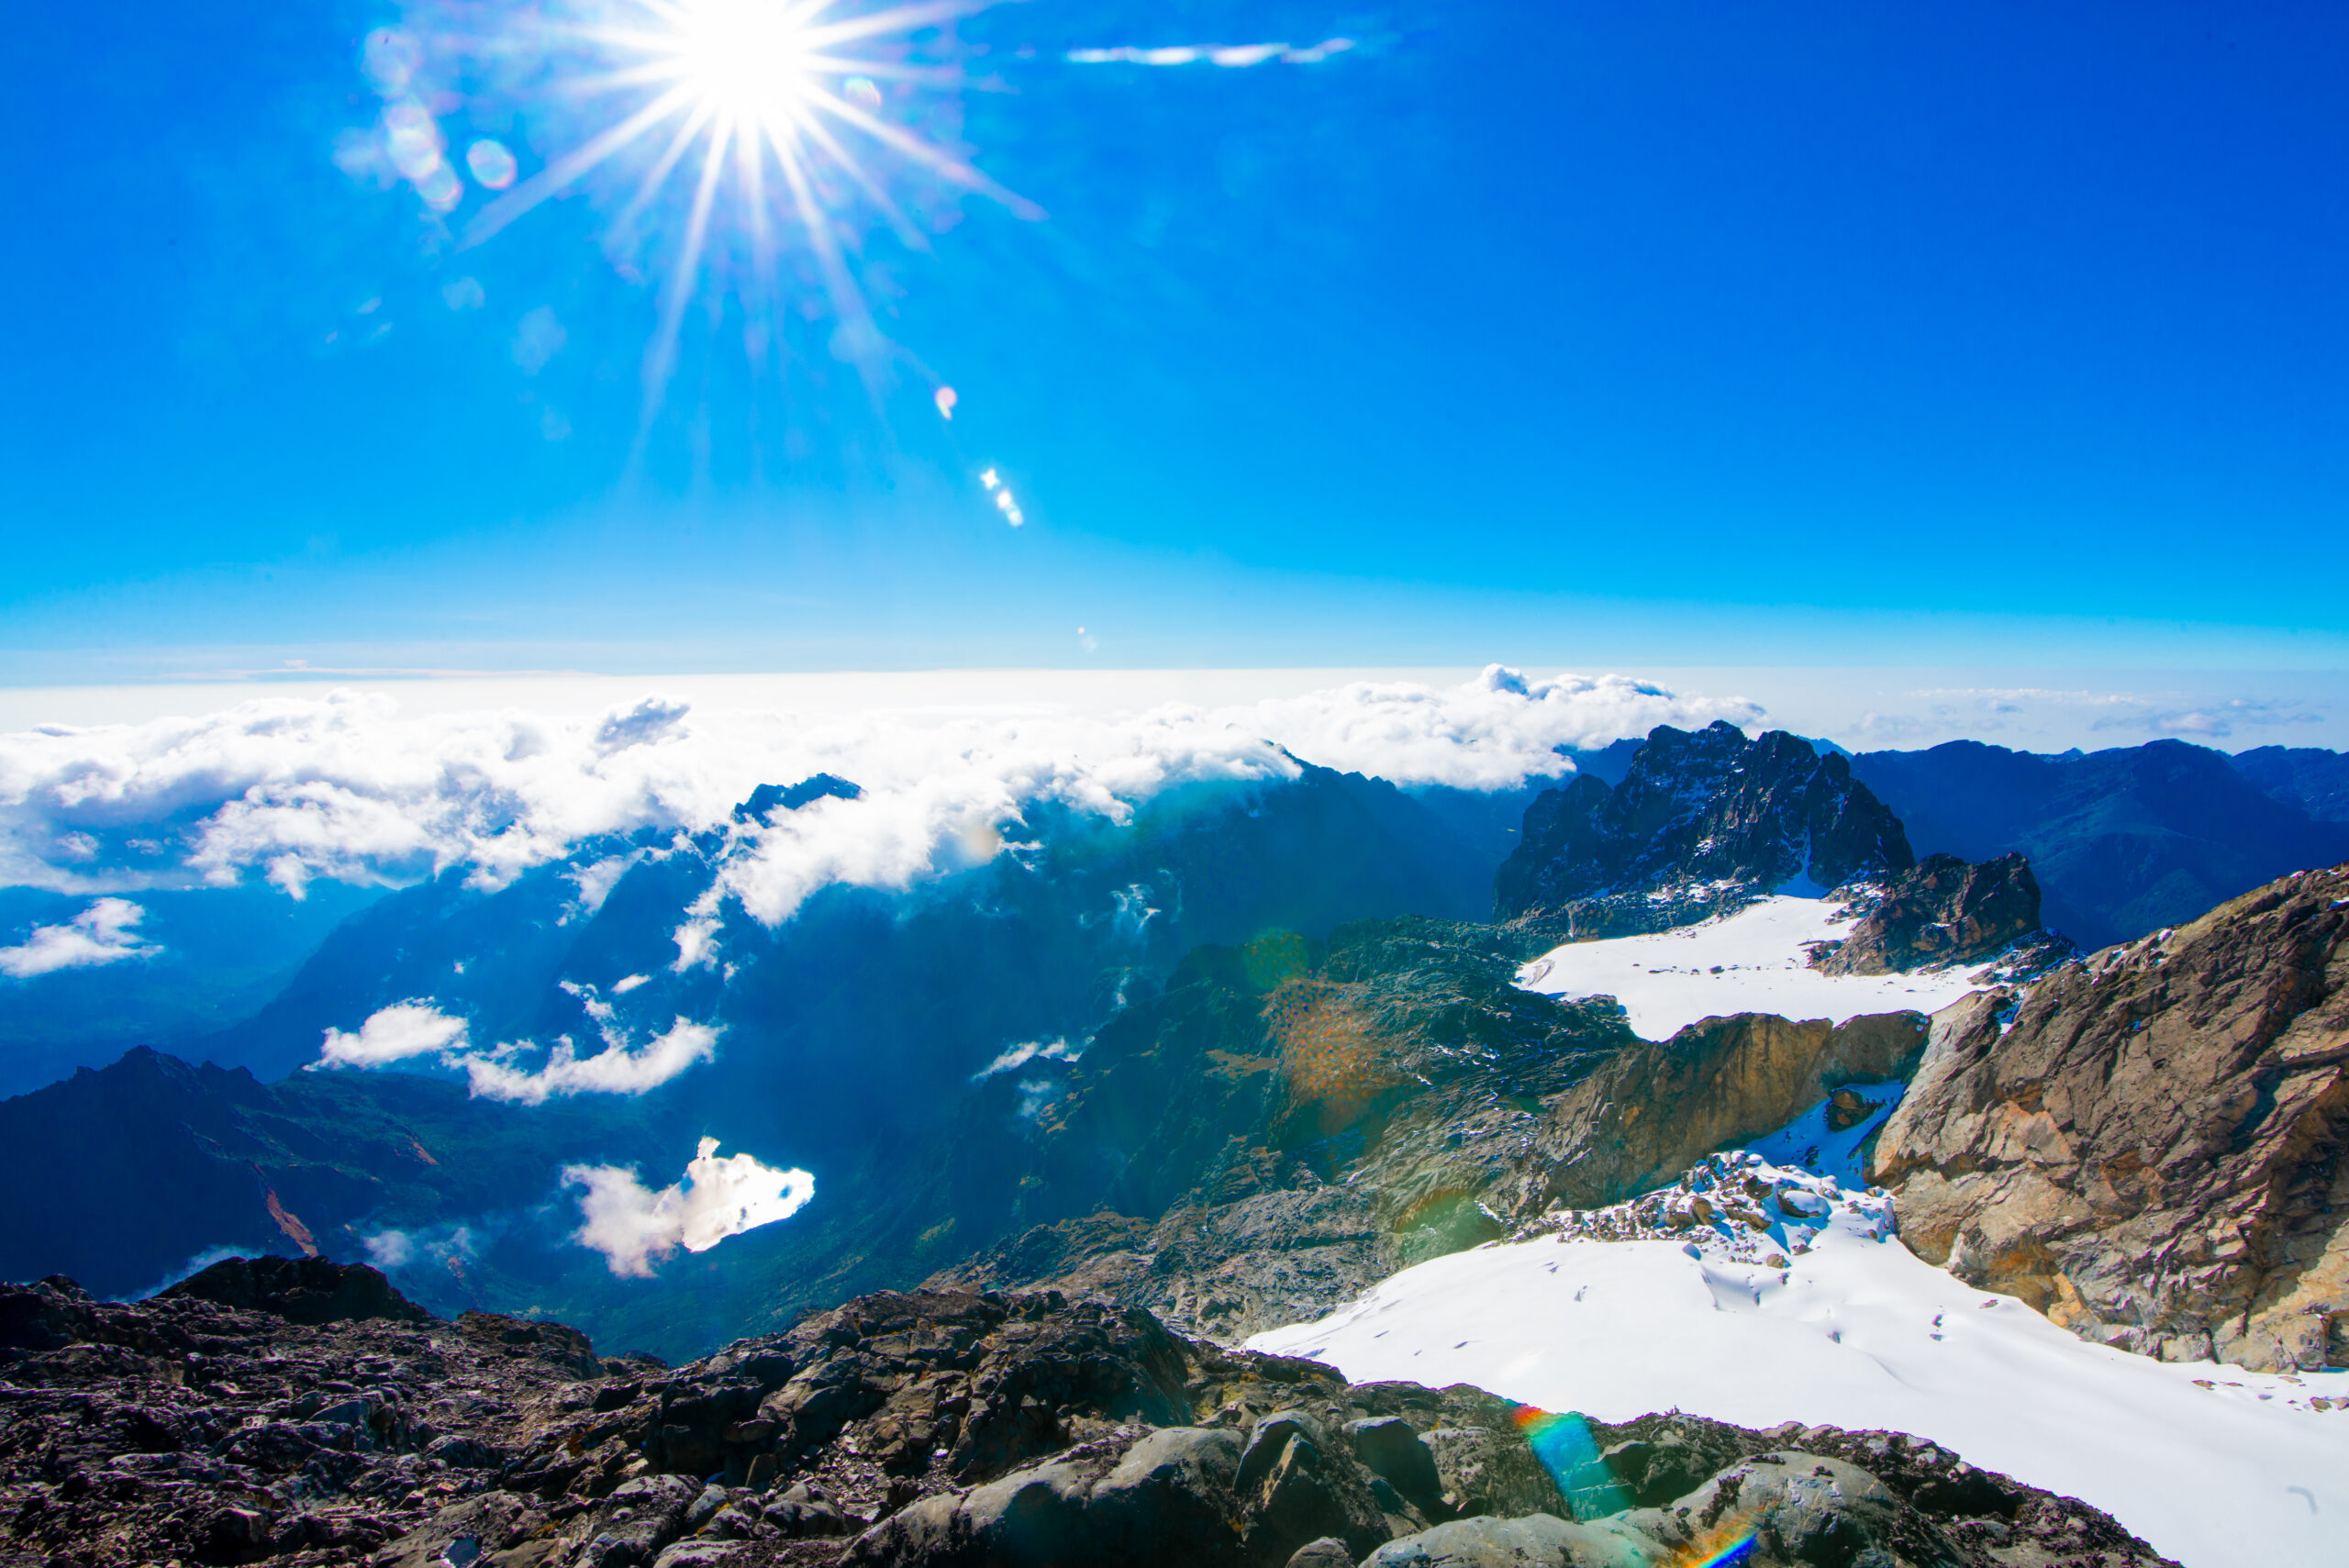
[0,666,1759,921]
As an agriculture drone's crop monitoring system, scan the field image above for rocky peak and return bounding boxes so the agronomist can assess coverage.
[158,1255,430,1329]
[1494,721,1915,930]
[733,773,865,825]
[1812,851,2069,976]
[1872,862,2349,1371]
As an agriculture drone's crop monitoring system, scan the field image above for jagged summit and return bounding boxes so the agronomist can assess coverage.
[732,773,866,825]
[1494,721,1914,932]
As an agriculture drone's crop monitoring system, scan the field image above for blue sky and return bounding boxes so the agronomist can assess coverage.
[3,0,2346,679]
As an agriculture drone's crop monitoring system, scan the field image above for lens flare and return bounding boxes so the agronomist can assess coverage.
[1508,1405,1635,1519]
[371,0,1042,447]
[1673,1525,1761,1566]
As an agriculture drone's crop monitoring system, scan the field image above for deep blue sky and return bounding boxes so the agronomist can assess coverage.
[3,1,2345,679]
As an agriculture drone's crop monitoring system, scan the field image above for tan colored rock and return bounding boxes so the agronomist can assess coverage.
[1872,864,2349,1372]
[1500,1008,1931,1214]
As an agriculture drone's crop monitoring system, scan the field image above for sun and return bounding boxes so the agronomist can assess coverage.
[670,0,821,118]
[449,0,1040,440]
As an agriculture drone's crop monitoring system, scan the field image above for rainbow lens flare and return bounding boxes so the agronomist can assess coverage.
[1675,1527,1760,1567]
[1507,1404,1634,1519]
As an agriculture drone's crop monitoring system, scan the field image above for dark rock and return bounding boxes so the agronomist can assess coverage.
[1414,1428,1567,1522]
[1815,852,2059,975]
[733,773,866,825]
[1343,1418,1444,1517]
[161,1255,430,1327]
[1361,1512,1629,1567]
[1853,737,2349,951]
[1495,723,1913,927]
[1620,1451,1956,1568]
[0,1261,2177,1568]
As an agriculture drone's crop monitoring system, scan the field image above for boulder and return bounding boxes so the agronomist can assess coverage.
[1362,1512,1653,1567]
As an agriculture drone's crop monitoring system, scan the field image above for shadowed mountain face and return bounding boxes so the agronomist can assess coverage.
[1849,738,2349,952]
[2232,745,2349,824]
[0,766,1565,1361]
[1493,721,1912,929]
[0,882,386,1099]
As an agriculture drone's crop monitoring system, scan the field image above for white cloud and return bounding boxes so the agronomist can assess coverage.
[568,851,640,918]
[314,1001,470,1068]
[972,1037,1081,1081]
[1240,666,1765,791]
[0,897,151,978]
[362,1220,484,1273]
[1067,38,1356,67]
[593,695,689,753]
[307,1000,716,1101]
[565,1137,815,1277]
[0,669,1753,921]
[462,1017,719,1104]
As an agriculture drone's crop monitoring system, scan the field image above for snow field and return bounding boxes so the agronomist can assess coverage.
[1250,1199,2349,1568]
[1514,895,1991,1039]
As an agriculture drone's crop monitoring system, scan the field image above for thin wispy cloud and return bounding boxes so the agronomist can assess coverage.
[1067,39,1356,68]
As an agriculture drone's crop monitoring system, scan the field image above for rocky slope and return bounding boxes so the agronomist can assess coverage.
[1494,722,1914,930]
[924,919,1637,1341]
[1872,863,2349,1372]
[0,1259,2174,1568]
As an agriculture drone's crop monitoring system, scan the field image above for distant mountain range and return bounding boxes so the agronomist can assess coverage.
[0,728,2344,1377]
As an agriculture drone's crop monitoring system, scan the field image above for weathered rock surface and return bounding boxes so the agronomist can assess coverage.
[0,1271,2171,1567]
[0,1262,644,1568]
[1873,863,2349,1371]
[1490,1010,1928,1217]
[1493,724,1913,929]
[1812,852,2063,976]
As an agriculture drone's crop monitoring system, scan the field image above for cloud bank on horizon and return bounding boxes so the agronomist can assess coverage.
[0,668,1758,918]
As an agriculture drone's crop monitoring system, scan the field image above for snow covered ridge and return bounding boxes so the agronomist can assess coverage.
[0,667,1759,906]
[1513,892,2048,1040]
[1252,1128,2349,1568]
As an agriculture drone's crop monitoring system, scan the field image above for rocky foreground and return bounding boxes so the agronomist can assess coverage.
[0,1257,2172,1568]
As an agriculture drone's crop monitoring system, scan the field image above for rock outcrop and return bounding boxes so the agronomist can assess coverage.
[1490,1011,1929,1216]
[1871,863,2349,1371]
[0,1268,2176,1567]
[1494,723,1913,929]
[1812,852,2066,976]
